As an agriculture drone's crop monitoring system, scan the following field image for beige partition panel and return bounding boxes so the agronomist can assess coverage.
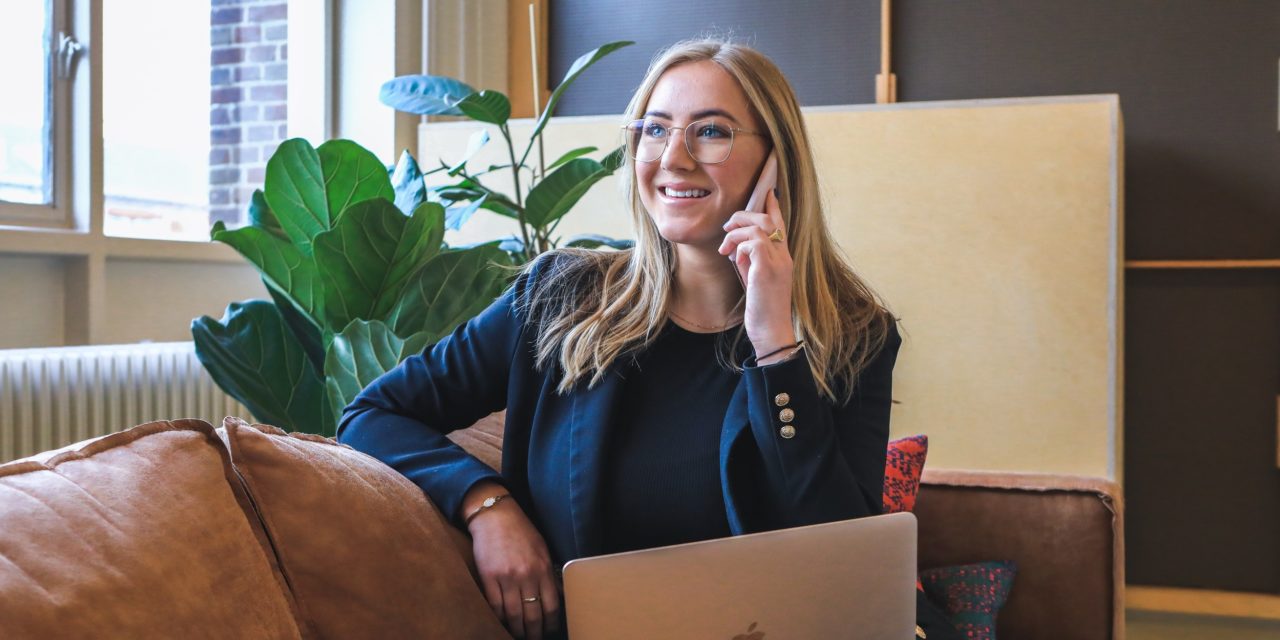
[421,94,1124,481]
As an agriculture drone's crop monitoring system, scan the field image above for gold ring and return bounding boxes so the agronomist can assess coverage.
[522,596,540,603]
[768,228,784,243]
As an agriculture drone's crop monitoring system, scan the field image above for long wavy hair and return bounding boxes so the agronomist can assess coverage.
[515,37,895,405]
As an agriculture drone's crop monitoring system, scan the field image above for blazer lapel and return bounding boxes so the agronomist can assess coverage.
[567,365,627,558]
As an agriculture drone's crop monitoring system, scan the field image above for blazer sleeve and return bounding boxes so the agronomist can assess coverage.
[336,254,551,527]
[740,318,902,528]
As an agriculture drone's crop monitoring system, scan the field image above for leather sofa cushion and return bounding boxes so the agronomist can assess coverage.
[221,418,509,639]
[0,419,303,639]
[915,470,1123,640]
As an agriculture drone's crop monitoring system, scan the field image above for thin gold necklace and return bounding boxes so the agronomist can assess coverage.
[668,307,739,332]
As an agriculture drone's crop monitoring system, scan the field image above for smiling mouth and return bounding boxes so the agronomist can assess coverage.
[660,186,711,199]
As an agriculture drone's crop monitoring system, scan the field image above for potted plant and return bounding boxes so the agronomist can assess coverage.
[193,41,634,435]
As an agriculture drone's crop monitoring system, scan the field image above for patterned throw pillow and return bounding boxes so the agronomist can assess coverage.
[884,434,928,513]
[919,561,1018,640]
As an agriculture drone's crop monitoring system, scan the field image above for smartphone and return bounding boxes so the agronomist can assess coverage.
[729,151,778,289]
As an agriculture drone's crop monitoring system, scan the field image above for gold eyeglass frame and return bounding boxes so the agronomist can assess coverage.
[621,118,765,165]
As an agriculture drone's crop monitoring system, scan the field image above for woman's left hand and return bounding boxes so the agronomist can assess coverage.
[718,188,796,357]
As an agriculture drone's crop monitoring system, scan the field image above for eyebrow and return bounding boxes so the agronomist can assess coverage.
[642,109,741,124]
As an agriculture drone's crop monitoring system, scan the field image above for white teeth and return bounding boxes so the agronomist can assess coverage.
[662,187,710,198]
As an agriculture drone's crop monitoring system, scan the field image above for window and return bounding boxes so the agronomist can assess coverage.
[0,0,60,219]
[103,1,290,241]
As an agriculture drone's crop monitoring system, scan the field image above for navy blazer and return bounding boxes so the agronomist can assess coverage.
[337,252,902,570]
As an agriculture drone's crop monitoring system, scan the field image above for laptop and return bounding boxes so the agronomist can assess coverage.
[562,511,917,639]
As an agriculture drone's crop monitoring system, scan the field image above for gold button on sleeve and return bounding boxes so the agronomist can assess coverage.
[779,424,796,439]
[774,392,790,406]
[778,408,795,423]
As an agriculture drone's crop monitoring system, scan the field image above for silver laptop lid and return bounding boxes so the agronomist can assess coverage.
[563,511,917,640]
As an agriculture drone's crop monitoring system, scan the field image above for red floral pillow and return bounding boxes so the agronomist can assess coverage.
[883,434,928,514]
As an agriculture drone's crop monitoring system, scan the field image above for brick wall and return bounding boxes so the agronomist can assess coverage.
[209,1,287,226]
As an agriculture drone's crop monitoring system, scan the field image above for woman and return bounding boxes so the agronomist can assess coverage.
[339,39,918,639]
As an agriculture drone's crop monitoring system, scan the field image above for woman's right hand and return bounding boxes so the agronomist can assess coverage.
[464,483,562,639]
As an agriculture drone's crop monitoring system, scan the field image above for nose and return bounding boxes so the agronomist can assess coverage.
[659,128,697,172]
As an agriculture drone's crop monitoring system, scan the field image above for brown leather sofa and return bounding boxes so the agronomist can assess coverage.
[0,412,1123,639]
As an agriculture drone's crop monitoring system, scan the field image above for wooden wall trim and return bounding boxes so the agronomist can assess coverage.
[1126,259,1280,269]
[1127,586,1280,621]
[507,0,549,119]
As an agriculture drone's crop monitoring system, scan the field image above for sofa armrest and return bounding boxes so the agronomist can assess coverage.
[915,469,1125,640]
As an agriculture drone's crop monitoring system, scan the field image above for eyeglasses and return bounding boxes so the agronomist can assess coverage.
[622,117,765,165]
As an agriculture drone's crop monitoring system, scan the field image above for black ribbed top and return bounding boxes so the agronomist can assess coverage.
[597,320,742,554]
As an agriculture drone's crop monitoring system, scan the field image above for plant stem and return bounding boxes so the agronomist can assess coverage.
[501,123,535,262]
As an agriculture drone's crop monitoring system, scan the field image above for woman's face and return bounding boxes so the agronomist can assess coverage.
[635,60,770,251]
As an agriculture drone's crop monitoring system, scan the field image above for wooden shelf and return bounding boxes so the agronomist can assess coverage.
[1128,586,1280,621]
[1126,259,1280,269]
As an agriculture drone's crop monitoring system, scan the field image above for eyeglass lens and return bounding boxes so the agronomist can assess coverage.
[626,118,735,164]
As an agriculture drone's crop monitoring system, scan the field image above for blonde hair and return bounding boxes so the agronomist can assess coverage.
[515,37,895,404]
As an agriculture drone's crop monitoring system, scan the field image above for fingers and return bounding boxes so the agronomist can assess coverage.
[717,224,771,259]
[540,572,564,634]
[522,586,544,640]
[501,583,527,638]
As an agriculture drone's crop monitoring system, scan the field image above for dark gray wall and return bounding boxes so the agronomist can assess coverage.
[550,0,1280,594]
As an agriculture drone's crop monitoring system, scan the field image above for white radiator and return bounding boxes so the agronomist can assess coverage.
[0,342,249,463]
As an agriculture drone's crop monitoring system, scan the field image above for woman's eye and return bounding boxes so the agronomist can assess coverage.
[695,124,730,139]
[643,123,667,138]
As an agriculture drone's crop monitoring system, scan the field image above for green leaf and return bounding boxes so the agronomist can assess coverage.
[192,300,330,434]
[212,220,322,320]
[263,138,328,254]
[248,189,287,238]
[522,41,633,164]
[448,129,491,177]
[379,75,476,116]
[388,244,513,338]
[312,199,445,330]
[445,195,488,230]
[317,139,395,222]
[600,144,626,172]
[547,146,598,172]
[324,320,435,433]
[390,150,427,216]
[263,279,325,374]
[563,234,634,250]
[456,90,512,125]
[524,157,610,228]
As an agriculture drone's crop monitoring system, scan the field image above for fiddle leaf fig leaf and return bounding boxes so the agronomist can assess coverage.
[379,75,476,115]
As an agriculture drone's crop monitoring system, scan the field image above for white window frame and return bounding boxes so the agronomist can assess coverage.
[0,0,431,347]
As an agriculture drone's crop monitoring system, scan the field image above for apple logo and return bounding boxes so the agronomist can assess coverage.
[731,621,766,640]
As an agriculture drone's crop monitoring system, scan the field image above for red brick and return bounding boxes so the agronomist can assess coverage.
[237,147,260,163]
[235,65,261,82]
[262,103,287,121]
[247,125,276,142]
[211,87,242,104]
[210,107,231,126]
[210,167,241,184]
[212,26,232,46]
[263,62,286,81]
[248,44,276,63]
[209,148,231,166]
[264,24,287,41]
[211,127,241,145]
[248,4,287,22]
[211,46,243,65]
[250,84,286,101]
[211,7,243,25]
[235,25,260,44]
[209,188,232,205]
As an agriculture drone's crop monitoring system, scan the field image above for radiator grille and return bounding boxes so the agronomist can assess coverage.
[0,342,249,463]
